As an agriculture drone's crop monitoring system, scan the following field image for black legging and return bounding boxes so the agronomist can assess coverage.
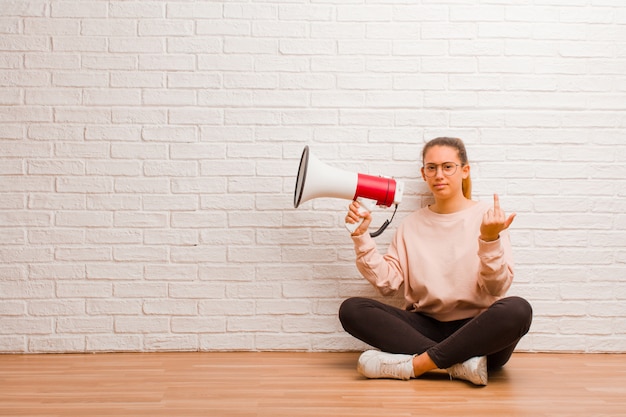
[339,296,533,370]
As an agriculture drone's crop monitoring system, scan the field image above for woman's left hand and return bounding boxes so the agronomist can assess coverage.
[480,193,516,242]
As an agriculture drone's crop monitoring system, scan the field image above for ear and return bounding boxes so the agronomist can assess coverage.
[420,166,427,181]
[462,164,470,179]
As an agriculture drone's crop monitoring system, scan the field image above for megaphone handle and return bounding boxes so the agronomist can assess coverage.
[345,198,376,234]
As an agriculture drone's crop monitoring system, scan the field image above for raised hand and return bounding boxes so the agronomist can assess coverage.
[480,194,516,242]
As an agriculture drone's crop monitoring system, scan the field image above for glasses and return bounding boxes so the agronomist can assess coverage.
[423,162,461,177]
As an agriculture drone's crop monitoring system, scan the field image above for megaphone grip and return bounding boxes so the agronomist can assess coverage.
[345,198,376,234]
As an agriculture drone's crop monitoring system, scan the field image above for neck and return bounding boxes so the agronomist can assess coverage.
[430,195,473,214]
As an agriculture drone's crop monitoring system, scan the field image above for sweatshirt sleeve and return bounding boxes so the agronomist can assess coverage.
[477,230,514,296]
[351,232,405,296]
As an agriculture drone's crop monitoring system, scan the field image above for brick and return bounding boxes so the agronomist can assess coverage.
[199,299,255,316]
[143,195,198,211]
[112,108,167,124]
[29,229,84,244]
[283,316,340,333]
[28,160,84,175]
[199,333,255,351]
[26,88,82,105]
[171,212,227,228]
[171,317,226,333]
[167,71,222,89]
[113,247,167,262]
[86,335,142,352]
[144,335,199,351]
[256,300,310,315]
[86,195,140,211]
[199,265,255,282]
[29,264,85,280]
[55,247,111,262]
[0,36,48,52]
[28,336,85,353]
[280,5,334,22]
[86,260,143,279]
[109,2,165,18]
[114,282,167,298]
[83,54,137,70]
[143,161,198,177]
[143,89,195,106]
[145,264,198,281]
[87,299,142,315]
[228,246,281,263]
[0,247,53,263]
[0,106,51,122]
[114,178,169,193]
[0,228,24,244]
[167,37,222,54]
[139,54,194,71]
[24,53,79,69]
[143,229,199,245]
[52,36,107,52]
[55,211,112,227]
[224,38,277,54]
[167,2,221,19]
[165,110,222,126]
[54,142,109,158]
[170,246,227,263]
[0,265,27,280]
[56,282,112,298]
[139,20,193,36]
[110,70,164,87]
[114,316,169,334]
[143,300,197,316]
[28,300,84,316]
[1,96,28,113]
[83,89,141,106]
[0,318,52,335]
[171,178,226,194]
[86,160,141,176]
[227,316,282,332]
[81,19,136,36]
[111,143,168,160]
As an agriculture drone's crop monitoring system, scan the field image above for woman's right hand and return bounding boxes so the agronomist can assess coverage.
[346,200,372,236]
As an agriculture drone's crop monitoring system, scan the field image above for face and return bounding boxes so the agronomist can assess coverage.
[421,145,470,199]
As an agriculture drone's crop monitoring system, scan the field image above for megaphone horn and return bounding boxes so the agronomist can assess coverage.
[293,146,404,236]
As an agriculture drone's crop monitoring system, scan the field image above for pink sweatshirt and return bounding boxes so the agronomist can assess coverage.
[352,201,514,322]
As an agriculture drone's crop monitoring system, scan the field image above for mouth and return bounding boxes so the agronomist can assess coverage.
[433,183,447,190]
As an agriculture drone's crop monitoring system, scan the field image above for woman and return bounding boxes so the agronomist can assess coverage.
[339,137,532,386]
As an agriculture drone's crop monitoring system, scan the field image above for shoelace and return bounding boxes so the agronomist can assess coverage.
[380,359,411,379]
[448,358,487,385]
[449,364,471,380]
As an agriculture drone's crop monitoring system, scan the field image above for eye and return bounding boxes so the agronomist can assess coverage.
[443,163,456,170]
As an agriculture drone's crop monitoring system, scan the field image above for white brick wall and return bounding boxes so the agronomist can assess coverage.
[1,0,625,353]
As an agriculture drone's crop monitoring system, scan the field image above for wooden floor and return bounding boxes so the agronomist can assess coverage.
[1,352,625,417]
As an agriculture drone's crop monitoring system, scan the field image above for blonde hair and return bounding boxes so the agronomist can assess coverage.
[421,137,472,200]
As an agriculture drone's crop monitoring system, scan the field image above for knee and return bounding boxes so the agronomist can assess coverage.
[510,296,533,319]
[502,296,533,335]
[338,297,361,325]
[338,297,372,329]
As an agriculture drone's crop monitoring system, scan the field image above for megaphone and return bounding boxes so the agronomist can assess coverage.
[293,146,404,237]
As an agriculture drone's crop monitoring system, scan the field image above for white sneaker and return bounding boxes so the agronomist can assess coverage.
[357,350,414,381]
[446,356,488,386]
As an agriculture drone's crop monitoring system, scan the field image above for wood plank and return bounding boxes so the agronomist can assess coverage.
[1,352,625,416]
